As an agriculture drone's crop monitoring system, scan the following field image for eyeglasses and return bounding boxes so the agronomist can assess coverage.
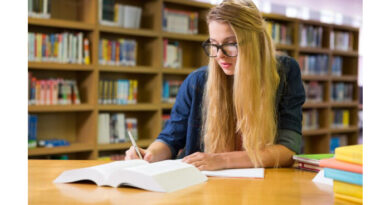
[201,40,238,57]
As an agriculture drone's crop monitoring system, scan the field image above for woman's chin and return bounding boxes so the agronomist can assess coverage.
[220,67,235,75]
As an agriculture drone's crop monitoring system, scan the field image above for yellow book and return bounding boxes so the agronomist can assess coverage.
[334,193,362,204]
[334,180,362,199]
[335,144,363,165]
[37,33,42,61]
[128,80,133,104]
[342,110,350,127]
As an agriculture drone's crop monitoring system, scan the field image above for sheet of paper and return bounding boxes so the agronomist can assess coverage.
[202,168,264,178]
[312,169,333,186]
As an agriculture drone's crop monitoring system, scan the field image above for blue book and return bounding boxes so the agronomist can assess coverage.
[324,168,362,185]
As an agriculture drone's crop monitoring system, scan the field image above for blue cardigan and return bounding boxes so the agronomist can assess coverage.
[157,55,306,158]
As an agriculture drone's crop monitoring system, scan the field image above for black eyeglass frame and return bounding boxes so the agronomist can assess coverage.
[201,40,238,57]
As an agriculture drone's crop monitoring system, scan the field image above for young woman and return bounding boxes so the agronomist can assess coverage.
[125,0,305,170]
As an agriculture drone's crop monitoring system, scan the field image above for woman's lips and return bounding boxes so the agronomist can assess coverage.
[220,62,231,69]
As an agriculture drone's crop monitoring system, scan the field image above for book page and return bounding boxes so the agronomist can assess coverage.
[109,160,207,192]
[202,168,265,178]
[54,160,148,186]
[128,160,192,176]
[89,160,148,176]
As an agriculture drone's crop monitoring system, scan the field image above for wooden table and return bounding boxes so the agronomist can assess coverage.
[28,160,353,205]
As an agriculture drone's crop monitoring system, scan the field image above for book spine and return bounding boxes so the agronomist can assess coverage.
[324,168,362,185]
[333,180,362,199]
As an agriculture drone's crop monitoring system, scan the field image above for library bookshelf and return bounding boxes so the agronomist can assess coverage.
[28,0,359,159]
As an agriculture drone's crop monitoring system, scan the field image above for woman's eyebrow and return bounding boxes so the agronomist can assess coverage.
[209,36,236,43]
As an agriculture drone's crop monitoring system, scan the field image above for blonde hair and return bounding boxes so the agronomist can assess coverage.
[202,0,280,167]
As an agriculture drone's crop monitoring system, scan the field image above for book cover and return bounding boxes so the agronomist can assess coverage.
[334,193,362,204]
[319,158,362,174]
[334,180,362,199]
[335,144,363,165]
[293,154,334,166]
[298,162,322,172]
[324,168,362,185]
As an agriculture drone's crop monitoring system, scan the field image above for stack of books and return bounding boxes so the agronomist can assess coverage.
[320,144,363,204]
[293,154,334,172]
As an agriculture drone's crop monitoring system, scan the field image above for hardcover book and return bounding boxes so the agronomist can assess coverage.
[54,160,207,193]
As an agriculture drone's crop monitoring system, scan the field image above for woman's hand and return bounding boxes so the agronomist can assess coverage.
[182,152,226,171]
[124,146,155,162]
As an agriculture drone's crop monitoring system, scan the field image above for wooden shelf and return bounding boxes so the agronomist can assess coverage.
[161,103,174,109]
[275,44,296,50]
[330,101,359,107]
[303,102,329,108]
[29,104,94,112]
[28,62,94,71]
[301,75,330,81]
[302,128,329,136]
[28,17,94,30]
[300,19,331,27]
[163,0,213,8]
[162,32,208,42]
[263,13,297,22]
[28,143,94,156]
[331,126,359,133]
[98,104,159,111]
[162,68,196,74]
[330,75,358,82]
[98,65,159,74]
[99,26,158,38]
[97,139,155,151]
[299,47,330,54]
[331,50,359,57]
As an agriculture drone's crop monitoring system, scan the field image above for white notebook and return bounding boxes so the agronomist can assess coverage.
[53,160,208,193]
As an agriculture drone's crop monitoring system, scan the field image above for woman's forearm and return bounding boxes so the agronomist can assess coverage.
[220,144,295,168]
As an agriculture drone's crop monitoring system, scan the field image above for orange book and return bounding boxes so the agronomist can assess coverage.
[319,158,362,174]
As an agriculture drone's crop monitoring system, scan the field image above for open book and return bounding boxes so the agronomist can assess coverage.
[53,160,207,193]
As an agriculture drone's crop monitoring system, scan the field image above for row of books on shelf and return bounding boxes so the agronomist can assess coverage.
[163,40,183,68]
[298,55,328,75]
[265,21,293,45]
[330,31,354,51]
[162,80,183,103]
[330,135,348,153]
[99,38,137,66]
[28,0,51,19]
[299,25,323,48]
[331,56,343,76]
[28,73,81,105]
[98,79,138,105]
[98,113,138,144]
[302,109,351,131]
[302,109,319,130]
[304,81,354,103]
[331,83,354,102]
[99,0,142,29]
[28,114,38,148]
[162,7,199,34]
[303,81,323,103]
[28,114,72,148]
[28,32,91,64]
[331,109,350,128]
[99,154,125,161]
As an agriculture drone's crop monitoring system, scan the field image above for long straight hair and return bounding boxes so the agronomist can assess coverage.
[202,0,280,167]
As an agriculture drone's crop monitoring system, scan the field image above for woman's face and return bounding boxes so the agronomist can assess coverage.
[208,21,238,75]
